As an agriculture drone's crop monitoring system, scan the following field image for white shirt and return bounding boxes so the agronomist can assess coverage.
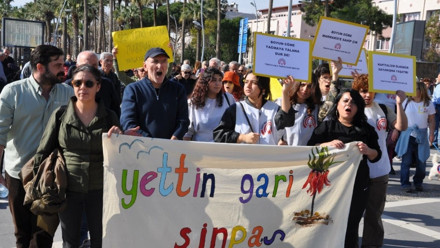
[403,99,435,137]
[235,100,280,145]
[365,102,396,178]
[185,93,235,142]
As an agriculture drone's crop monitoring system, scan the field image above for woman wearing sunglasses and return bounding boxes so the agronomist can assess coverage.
[32,64,122,247]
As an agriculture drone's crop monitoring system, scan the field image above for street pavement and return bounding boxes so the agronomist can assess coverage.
[1,150,440,248]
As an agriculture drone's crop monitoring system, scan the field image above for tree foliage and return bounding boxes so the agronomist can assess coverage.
[301,0,392,35]
[424,13,440,62]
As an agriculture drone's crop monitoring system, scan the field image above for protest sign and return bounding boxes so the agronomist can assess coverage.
[312,17,368,65]
[253,32,312,82]
[338,49,368,78]
[112,26,174,71]
[368,51,416,96]
[102,135,363,247]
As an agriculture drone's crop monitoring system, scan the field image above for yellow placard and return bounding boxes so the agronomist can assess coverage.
[112,26,174,71]
[367,51,416,96]
[270,77,283,100]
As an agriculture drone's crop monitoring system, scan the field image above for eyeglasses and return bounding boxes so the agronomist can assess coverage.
[238,70,243,72]
[184,71,191,75]
[72,80,96,88]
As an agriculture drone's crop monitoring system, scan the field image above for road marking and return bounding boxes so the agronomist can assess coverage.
[382,214,440,239]
[382,198,440,239]
[385,198,440,208]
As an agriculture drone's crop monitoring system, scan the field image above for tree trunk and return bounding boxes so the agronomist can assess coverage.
[267,0,273,34]
[166,0,170,37]
[137,2,143,28]
[109,0,114,51]
[97,0,104,53]
[83,0,89,50]
[181,0,187,63]
[153,3,157,26]
[72,11,79,59]
[195,30,200,62]
[62,17,67,54]
[45,19,51,43]
[215,0,221,58]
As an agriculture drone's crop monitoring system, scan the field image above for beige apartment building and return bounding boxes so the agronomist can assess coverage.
[245,0,440,64]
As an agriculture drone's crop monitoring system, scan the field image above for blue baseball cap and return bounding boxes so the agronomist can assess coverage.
[144,47,170,61]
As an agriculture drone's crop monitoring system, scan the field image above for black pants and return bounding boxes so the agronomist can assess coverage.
[345,183,369,248]
[59,189,103,248]
[5,172,53,248]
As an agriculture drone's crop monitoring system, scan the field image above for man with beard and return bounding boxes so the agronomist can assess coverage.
[0,45,74,247]
[121,47,189,139]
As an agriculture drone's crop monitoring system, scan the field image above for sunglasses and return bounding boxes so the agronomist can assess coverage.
[72,80,96,88]
[184,71,191,74]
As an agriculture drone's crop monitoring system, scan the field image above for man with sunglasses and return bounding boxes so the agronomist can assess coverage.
[0,45,74,247]
[121,47,189,140]
[170,63,196,98]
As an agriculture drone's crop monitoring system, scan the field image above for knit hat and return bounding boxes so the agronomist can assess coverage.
[222,71,240,87]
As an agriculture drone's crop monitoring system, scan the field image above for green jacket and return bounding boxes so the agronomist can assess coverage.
[33,97,119,193]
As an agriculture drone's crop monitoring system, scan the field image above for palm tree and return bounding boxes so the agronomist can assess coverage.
[267,0,273,33]
[132,0,148,28]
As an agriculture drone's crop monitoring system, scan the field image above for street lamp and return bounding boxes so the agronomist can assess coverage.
[250,0,258,32]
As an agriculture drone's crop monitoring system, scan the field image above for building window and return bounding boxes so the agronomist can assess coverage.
[400,12,420,22]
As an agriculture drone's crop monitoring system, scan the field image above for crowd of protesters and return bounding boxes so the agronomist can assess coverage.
[1,44,439,248]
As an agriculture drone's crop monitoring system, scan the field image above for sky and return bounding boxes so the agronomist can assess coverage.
[11,0,298,14]
[231,0,296,14]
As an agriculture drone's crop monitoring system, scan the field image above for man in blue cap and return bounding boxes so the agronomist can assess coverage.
[120,47,189,139]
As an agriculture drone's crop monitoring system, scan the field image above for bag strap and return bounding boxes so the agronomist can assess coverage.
[224,93,231,106]
[239,102,254,133]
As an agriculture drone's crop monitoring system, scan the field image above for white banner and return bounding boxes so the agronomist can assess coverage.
[102,135,362,247]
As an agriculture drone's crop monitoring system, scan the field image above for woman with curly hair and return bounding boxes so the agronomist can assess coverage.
[275,76,321,146]
[183,67,235,141]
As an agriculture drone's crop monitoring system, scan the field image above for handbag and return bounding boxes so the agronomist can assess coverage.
[21,148,67,215]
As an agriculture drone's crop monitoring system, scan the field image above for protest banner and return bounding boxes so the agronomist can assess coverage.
[338,49,368,78]
[312,17,368,65]
[368,51,416,96]
[112,26,174,71]
[253,32,312,82]
[270,77,283,100]
[102,135,363,247]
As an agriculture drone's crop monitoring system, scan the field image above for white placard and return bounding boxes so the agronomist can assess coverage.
[253,33,312,81]
[368,51,416,96]
[338,49,368,78]
[312,17,368,65]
